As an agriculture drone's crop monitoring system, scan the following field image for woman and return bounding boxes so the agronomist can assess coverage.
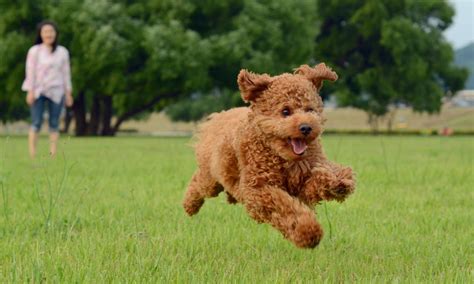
[22,20,73,158]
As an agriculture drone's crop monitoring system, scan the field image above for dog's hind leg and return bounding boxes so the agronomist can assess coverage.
[183,169,222,216]
[226,192,238,204]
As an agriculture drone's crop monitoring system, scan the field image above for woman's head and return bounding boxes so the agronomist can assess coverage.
[35,20,59,52]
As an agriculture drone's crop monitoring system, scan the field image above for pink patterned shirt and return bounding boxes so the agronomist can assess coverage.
[22,44,72,104]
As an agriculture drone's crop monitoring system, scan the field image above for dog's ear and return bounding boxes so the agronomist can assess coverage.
[294,63,338,92]
[237,69,272,102]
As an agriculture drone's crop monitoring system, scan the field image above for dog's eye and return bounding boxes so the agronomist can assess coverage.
[281,108,291,117]
[306,108,315,113]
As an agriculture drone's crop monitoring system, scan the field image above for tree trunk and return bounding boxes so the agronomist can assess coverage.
[386,108,397,133]
[62,108,74,134]
[368,113,380,134]
[111,93,177,135]
[73,91,88,136]
[72,92,176,136]
[101,96,113,136]
[88,95,101,136]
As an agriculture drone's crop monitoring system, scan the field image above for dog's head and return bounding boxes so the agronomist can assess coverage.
[237,63,337,160]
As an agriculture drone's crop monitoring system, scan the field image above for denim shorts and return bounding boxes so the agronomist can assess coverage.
[30,95,64,133]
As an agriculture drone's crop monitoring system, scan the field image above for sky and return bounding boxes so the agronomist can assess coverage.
[444,0,474,49]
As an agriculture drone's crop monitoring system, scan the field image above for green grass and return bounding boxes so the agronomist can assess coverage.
[0,135,472,282]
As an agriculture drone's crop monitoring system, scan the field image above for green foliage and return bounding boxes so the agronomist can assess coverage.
[166,0,319,122]
[48,0,135,105]
[1,0,319,129]
[212,0,317,76]
[0,0,468,128]
[316,0,468,117]
[166,90,243,122]
[0,0,47,123]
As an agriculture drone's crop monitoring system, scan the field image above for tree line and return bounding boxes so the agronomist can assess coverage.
[0,0,467,135]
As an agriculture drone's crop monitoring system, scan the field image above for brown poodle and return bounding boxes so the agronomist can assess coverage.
[183,63,355,248]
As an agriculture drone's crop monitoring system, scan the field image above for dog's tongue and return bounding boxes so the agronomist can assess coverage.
[290,138,307,155]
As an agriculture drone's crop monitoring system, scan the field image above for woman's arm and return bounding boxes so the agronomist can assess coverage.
[62,48,73,107]
[22,47,36,106]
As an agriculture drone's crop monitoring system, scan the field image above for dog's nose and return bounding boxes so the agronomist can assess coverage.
[299,124,312,136]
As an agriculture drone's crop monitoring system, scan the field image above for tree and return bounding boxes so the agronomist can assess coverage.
[166,0,319,122]
[0,0,47,123]
[166,90,242,123]
[53,0,217,135]
[0,0,209,135]
[113,6,213,133]
[1,0,320,133]
[315,0,468,130]
[48,0,136,135]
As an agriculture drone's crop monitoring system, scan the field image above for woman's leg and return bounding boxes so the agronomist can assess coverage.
[28,130,39,159]
[47,97,64,157]
[29,96,45,159]
[49,132,59,157]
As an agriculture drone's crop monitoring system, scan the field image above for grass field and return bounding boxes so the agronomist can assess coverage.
[0,135,472,282]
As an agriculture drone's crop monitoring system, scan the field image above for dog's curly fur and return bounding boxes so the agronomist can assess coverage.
[183,63,355,248]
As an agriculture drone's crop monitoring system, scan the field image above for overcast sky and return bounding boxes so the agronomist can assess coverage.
[444,0,474,49]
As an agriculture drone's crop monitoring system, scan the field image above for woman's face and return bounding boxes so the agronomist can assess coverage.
[40,24,56,46]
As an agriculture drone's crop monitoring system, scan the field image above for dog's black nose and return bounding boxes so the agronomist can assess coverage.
[299,124,312,136]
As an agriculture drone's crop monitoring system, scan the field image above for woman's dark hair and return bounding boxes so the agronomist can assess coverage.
[35,20,59,52]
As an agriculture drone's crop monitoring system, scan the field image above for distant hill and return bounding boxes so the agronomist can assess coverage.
[455,42,474,89]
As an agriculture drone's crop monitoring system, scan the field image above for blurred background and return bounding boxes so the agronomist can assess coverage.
[0,0,473,136]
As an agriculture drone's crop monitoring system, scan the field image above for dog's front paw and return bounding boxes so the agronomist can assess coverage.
[301,167,339,203]
[330,167,355,201]
[309,166,339,188]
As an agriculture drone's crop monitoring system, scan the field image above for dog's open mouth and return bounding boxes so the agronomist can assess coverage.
[288,138,307,155]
